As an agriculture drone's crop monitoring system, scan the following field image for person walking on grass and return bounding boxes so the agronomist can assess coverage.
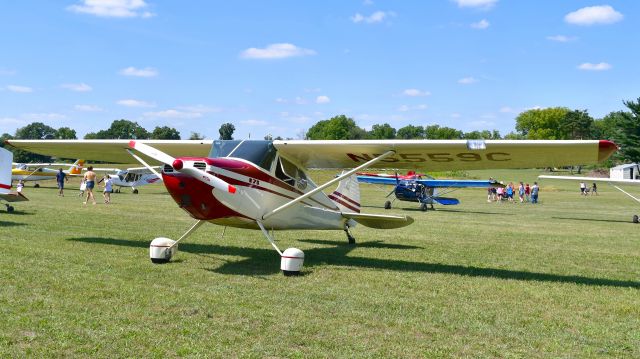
[591,182,598,196]
[531,182,540,204]
[83,166,97,205]
[525,183,531,202]
[56,168,68,197]
[518,182,525,203]
[100,175,113,204]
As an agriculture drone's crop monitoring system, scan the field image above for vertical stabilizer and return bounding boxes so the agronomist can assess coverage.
[328,172,361,213]
[68,159,85,175]
[0,148,13,194]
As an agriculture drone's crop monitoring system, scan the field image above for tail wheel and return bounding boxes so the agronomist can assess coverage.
[7,206,14,213]
[633,215,639,224]
[384,201,391,209]
[34,183,40,188]
[420,203,428,211]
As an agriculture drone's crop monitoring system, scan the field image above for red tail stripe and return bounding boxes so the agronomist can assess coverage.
[0,183,11,190]
[328,194,360,213]
[330,191,360,207]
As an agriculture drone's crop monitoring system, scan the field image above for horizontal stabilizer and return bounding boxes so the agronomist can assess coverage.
[342,212,414,229]
[433,197,459,205]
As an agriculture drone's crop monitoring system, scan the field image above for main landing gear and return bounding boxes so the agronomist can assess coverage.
[257,221,305,276]
[420,202,434,211]
[344,224,356,244]
[633,214,639,224]
[4,204,14,213]
[149,220,204,263]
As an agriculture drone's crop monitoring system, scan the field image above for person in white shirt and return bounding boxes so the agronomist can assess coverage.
[580,181,587,196]
[101,175,113,204]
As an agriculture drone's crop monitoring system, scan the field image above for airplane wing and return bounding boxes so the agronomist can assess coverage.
[5,140,213,164]
[0,192,28,202]
[342,212,414,229]
[416,179,501,188]
[273,139,617,171]
[356,175,400,185]
[538,175,640,185]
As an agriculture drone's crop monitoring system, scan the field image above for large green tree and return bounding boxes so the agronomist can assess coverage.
[559,109,593,140]
[189,132,205,140]
[515,107,570,139]
[219,123,235,140]
[396,125,425,139]
[56,127,77,139]
[615,98,640,163]
[368,123,396,139]
[84,119,150,139]
[151,126,181,140]
[12,122,59,162]
[424,125,463,139]
[306,115,367,140]
[593,111,623,140]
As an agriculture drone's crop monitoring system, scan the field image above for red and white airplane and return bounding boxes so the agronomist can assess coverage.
[6,138,617,275]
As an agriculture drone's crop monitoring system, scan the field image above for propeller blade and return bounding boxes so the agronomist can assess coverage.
[128,141,176,165]
[128,141,236,194]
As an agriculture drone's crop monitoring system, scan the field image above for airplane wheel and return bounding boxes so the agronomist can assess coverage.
[384,201,391,209]
[133,189,139,194]
[633,215,639,224]
[34,184,40,188]
[420,203,428,211]
[7,206,14,213]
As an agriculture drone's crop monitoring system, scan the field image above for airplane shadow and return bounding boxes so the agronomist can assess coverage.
[67,236,640,289]
[0,220,26,227]
[552,216,633,224]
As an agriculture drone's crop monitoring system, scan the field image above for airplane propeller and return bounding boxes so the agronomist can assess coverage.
[128,141,236,194]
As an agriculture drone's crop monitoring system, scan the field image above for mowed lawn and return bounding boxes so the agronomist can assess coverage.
[1,169,638,358]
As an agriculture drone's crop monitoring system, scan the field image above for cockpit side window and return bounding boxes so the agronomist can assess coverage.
[276,156,309,190]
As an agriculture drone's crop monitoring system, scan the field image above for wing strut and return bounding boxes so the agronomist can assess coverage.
[262,150,395,220]
[126,149,162,178]
[611,184,640,204]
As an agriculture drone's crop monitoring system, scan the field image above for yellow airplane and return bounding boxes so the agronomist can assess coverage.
[12,159,85,186]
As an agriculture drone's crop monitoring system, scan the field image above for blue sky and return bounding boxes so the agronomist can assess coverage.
[1,1,638,139]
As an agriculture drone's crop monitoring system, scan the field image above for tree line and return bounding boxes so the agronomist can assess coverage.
[2,98,639,164]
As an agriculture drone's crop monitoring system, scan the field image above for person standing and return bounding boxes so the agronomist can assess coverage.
[83,166,97,205]
[56,168,67,196]
[580,181,587,196]
[591,182,598,196]
[16,180,24,193]
[518,182,525,203]
[525,183,531,202]
[101,175,113,204]
[531,182,540,204]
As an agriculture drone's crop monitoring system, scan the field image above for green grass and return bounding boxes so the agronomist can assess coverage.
[1,169,639,358]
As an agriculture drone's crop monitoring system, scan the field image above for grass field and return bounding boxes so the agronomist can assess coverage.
[1,169,639,358]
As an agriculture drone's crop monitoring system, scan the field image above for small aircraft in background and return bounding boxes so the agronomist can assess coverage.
[1,148,28,212]
[539,172,640,223]
[11,159,85,187]
[357,171,503,211]
[6,138,617,275]
[90,166,161,193]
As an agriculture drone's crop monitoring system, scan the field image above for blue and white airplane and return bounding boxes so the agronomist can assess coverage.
[357,171,502,211]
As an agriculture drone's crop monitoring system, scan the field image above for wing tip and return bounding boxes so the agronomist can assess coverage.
[598,140,618,162]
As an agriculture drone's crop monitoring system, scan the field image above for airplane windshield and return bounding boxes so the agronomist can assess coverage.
[210,140,277,171]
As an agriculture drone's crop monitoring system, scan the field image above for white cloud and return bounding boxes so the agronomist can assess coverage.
[74,104,103,112]
[470,19,490,29]
[294,97,308,105]
[499,106,516,113]
[240,119,268,126]
[61,83,92,92]
[144,109,202,119]
[402,88,431,97]
[0,117,25,125]
[577,62,612,71]
[177,105,221,113]
[316,95,331,104]
[351,11,394,24]
[67,0,155,18]
[119,66,158,77]
[240,43,316,59]
[363,0,374,5]
[565,5,623,26]
[7,85,33,93]
[453,0,498,9]
[458,77,478,84]
[117,99,155,107]
[397,104,428,112]
[546,35,577,42]
[23,113,66,121]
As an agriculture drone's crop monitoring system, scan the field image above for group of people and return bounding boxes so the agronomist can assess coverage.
[488,181,540,204]
[579,181,598,196]
[56,167,113,205]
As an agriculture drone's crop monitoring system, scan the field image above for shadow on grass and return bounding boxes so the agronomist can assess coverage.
[67,236,640,289]
[0,220,26,227]
[552,216,634,224]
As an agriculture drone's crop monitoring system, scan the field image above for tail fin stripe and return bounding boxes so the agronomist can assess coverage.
[0,183,10,190]
[330,191,360,207]
[328,194,360,213]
